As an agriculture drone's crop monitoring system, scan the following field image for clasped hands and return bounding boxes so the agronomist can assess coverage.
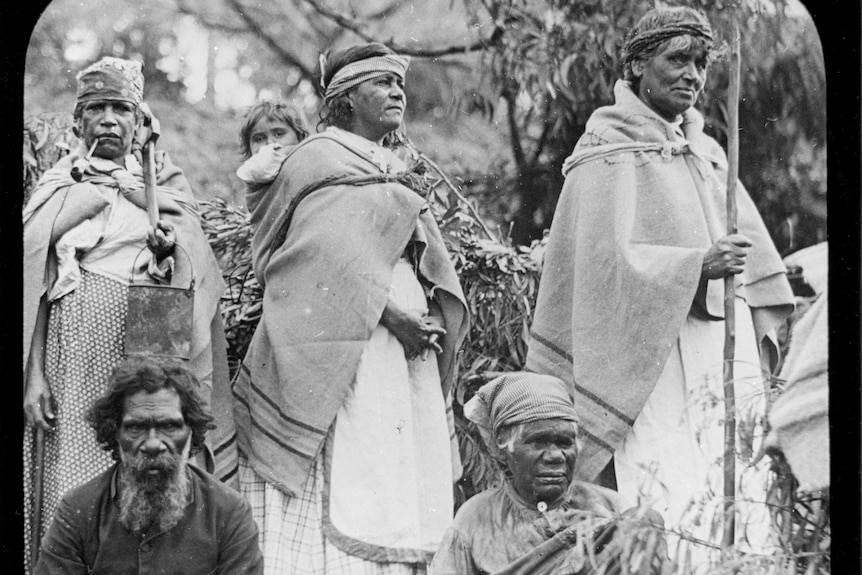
[380,300,446,361]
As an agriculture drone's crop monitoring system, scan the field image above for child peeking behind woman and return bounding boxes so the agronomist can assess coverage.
[236,100,309,187]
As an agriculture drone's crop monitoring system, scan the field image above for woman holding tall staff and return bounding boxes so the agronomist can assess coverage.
[526,6,795,561]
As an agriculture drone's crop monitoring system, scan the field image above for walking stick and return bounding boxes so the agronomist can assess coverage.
[140,104,161,226]
[144,141,159,226]
[721,4,742,556]
[30,427,45,570]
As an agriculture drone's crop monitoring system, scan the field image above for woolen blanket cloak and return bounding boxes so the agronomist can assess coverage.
[767,290,829,493]
[526,81,794,481]
[236,132,468,496]
[23,151,236,481]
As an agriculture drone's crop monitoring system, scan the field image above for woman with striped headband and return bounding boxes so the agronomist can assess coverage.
[234,43,468,574]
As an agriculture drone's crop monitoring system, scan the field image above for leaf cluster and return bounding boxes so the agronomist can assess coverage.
[23,114,79,206]
[199,198,262,366]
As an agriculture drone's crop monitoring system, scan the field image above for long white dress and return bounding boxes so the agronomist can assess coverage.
[614,297,773,568]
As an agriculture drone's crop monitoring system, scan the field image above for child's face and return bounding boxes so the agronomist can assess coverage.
[249,117,299,155]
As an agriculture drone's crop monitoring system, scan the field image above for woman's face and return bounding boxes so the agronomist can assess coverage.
[504,419,578,508]
[77,99,140,165]
[248,116,299,156]
[633,34,709,122]
[346,72,406,143]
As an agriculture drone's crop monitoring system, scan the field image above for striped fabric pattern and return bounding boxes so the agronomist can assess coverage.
[467,371,578,435]
[323,55,410,103]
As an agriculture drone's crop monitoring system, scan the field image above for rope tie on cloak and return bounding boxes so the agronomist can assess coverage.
[272,171,431,254]
[563,140,715,183]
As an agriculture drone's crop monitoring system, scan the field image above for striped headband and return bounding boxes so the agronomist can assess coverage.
[623,22,713,65]
[321,54,410,104]
[465,372,578,436]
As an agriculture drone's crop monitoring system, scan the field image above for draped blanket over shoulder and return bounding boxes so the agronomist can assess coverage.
[526,81,794,481]
[24,152,227,386]
[237,132,468,498]
[22,150,235,565]
[23,153,234,470]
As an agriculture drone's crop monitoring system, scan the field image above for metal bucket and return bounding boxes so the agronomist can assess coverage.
[124,244,195,360]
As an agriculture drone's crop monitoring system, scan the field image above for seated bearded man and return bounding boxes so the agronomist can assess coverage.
[34,357,263,575]
[429,373,665,575]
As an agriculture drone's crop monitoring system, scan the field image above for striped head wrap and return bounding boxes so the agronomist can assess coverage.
[320,53,410,105]
[465,372,578,438]
[622,21,713,67]
[76,57,144,107]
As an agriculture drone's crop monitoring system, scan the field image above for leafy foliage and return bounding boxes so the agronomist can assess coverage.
[199,199,262,369]
[461,0,826,250]
[23,114,79,205]
[765,453,830,575]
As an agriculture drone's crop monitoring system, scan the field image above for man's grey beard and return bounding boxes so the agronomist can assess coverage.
[117,444,191,537]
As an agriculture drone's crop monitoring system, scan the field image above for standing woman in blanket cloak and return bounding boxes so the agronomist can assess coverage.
[526,6,794,557]
[234,43,468,574]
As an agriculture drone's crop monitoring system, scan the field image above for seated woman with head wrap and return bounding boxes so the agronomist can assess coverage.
[234,42,468,574]
[429,373,665,575]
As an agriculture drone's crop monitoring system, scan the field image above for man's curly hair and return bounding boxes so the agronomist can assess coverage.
[86,357,215,461]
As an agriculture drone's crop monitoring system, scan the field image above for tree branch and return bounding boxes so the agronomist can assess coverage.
[174,0,248,34]
[300,0,497,58]
[222,0,317,80]
[365,0,404,22]
[529,97,554,166]
[502,89,527,174]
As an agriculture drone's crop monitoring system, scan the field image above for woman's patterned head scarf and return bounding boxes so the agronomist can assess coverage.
[76,57,144,107]
[620,6,714,69]
[465,372,578,439]
[320,53,410,105]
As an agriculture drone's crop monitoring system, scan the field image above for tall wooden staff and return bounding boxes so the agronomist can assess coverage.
[141,106,161,226]
[30,428,45,570]
[722,3,742,555]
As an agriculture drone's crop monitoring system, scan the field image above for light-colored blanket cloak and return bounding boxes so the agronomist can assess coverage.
[236,132,468,496]
[526,81,794,481]
[23,151,236,481]
[767,290,829,492]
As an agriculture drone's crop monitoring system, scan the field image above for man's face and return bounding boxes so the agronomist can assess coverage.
[77,99,139,164]
[118,388,191,491]
[634,34,710,122]
[347,72,406,143]
[505,419,578,508]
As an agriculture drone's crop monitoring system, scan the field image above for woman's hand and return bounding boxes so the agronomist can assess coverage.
[380,300,447,360]
[24,368,55,431]
[147,220,175,260]
[702,233,751,280]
